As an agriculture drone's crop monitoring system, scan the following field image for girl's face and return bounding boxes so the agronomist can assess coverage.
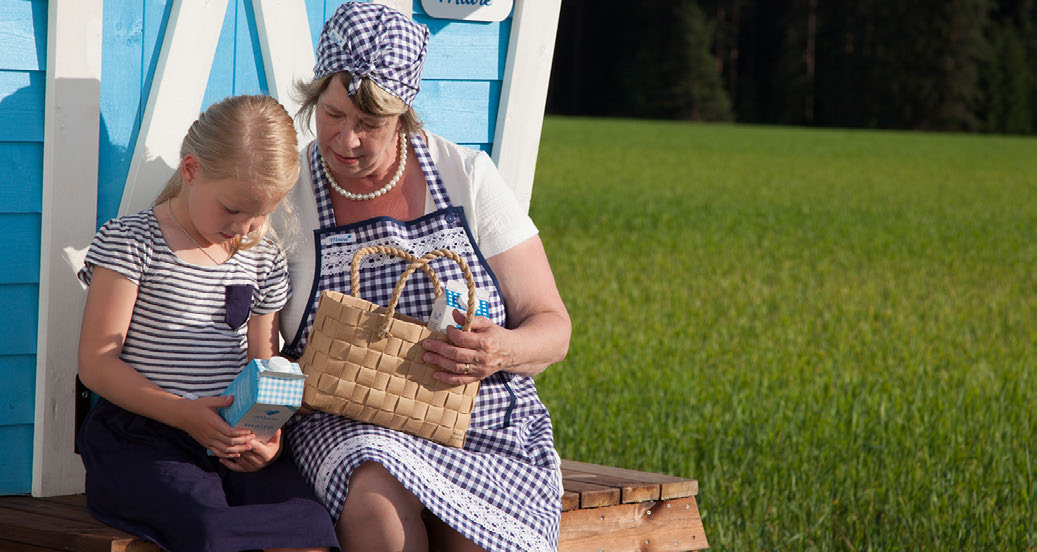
[315,76,401,182]
[180,156,284,246]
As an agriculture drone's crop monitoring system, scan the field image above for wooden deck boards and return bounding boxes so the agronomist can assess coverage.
[0,461,706,551]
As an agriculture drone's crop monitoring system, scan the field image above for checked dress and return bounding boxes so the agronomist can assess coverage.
[281,134,562,552]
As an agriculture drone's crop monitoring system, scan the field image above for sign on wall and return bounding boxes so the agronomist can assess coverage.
[420,0,513,22]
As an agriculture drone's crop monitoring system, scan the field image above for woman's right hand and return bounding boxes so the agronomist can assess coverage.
[177,395,256,457]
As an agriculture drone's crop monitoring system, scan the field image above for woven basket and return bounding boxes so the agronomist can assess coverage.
[298,246,480,448]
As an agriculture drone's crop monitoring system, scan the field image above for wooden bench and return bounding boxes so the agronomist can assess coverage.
[0,460,706,551]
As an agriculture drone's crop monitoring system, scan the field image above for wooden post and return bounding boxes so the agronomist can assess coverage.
[491,0,562,213]
[33,0,104,497]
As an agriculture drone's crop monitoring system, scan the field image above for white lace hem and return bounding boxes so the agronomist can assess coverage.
[314,433,554,552]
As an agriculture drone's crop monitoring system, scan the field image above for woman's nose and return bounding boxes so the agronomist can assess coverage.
[338,125,362,149]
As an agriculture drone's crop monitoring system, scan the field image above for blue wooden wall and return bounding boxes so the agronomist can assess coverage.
[0,0,510,495]
[0,0,45,496]
[98,0,511,224]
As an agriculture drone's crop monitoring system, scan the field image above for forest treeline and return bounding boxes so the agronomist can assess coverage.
[546,0,1036,133]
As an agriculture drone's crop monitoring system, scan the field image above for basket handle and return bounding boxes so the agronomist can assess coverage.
[380,249,478,337]
[350,245,443,298]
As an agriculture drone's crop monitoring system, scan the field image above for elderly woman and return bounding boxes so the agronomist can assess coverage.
[277,3,571,551]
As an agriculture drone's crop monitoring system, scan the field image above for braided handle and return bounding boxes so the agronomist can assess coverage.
[380,249,478,337]
[349,245,442,298]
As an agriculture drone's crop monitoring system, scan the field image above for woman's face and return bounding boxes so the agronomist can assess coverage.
[315,76,401,182]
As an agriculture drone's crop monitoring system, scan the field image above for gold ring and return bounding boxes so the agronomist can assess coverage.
[459,363,472,374]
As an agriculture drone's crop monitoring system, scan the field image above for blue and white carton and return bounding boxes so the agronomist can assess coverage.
[427,280,491,333]
[219,357,306,442]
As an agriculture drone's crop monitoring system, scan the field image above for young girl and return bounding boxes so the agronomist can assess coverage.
[76,95,338,552]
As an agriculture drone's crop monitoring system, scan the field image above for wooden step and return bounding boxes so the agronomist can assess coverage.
[0,460,707,551]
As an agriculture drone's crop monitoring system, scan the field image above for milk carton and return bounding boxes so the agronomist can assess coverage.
[219,357,305,442]
[427,280,491,333]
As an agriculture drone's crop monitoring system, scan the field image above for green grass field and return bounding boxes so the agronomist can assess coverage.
[530,117,1035,551]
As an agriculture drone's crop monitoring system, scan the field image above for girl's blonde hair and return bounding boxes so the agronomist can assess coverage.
[154,95,299,249]
[294,72,422,135]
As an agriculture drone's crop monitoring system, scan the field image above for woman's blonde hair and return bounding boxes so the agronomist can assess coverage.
[294,72,422,135]
[154,95,299,249]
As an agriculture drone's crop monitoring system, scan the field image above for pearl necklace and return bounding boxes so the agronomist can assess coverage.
[321,132,407,201]
[168,202,229,265]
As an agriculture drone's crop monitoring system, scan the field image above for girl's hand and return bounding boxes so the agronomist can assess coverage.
[178,395,255,458]
[221,429,283,472]
[422,309,513,385]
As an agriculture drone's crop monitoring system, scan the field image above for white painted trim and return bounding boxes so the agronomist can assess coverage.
[118,0,230,217]
[491,0,561,214]
[33,0,104,497]
[252,0,316,144]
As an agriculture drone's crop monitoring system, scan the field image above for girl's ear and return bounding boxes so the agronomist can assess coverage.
[181,154,200,185]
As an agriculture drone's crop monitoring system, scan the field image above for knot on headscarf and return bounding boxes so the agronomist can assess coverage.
[314,2,430,106]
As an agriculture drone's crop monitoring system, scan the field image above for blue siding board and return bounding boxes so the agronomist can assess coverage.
[0,424,33,495]
[0,284,38,355]
[1,213,40,284]
[235,0,269,96]
[98,1,146,225]
[0,70,43,142]
[0,355,35,426]
[420,17,506,81]
[203,1,239,108]
[414,80,499,144]
[0,142,42,213]
[0,0,46,71]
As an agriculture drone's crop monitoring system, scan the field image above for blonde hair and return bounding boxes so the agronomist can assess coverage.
[154,95,299,249]
[294,72,422,135]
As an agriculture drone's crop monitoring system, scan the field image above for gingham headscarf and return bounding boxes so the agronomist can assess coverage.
[314,1,430,106]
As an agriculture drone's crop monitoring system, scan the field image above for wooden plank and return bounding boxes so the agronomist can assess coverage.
[491,0,562,213]
[253,0,318,139]
[202,0,238,109]
[0,538,67,552]
[0,0,46,71]
[562,479,622,510]
[558,496,709,552]
[0,284,39,355]
[96,0,145,225]
[34,0,100,497]
[119,0,230,217]
[0,142,44,213]
[0,504,140,552]
[414,79,500,145]
[0,425,33,495]
[418,15,507,81]
[0,70,45,142]
[0,355,36,426]
[562,459,699,500]
[0,496,106,526]
[561,490,581,512]
[0,213,41,284]
[562,471,661,504]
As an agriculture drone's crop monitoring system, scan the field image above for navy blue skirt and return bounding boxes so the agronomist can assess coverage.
[77,399,339,552]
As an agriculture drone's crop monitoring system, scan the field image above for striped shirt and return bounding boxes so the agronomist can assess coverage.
[78,209,291,397]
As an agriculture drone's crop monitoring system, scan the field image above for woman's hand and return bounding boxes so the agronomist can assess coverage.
[422,309,513,384]
[221,429,284,472]
[420,236,571,381]
[177,395,255,458]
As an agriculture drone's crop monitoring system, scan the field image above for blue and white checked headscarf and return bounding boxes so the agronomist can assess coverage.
[314,1,430,106]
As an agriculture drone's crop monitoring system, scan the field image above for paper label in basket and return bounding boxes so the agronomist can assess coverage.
[218,357,305,442]
[427,280,491,332]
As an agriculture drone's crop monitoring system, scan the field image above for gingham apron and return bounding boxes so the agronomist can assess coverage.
[283,135,561,552]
